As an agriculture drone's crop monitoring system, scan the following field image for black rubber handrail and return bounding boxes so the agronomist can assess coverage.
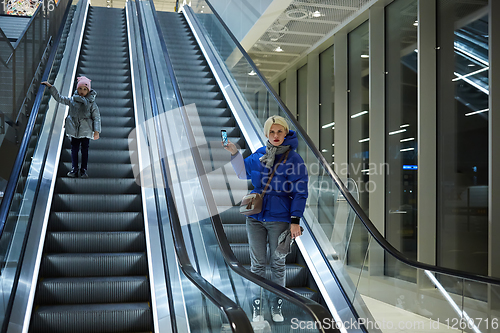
[0,0,73,240]
[200,0,500,287]
[149,2,339,332]
[135,2,253,332]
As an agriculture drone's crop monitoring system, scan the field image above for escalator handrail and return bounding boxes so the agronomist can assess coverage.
[150,3,339,332]
[135,2,253,332]
[0,0,73,241]
[198,0,500,286]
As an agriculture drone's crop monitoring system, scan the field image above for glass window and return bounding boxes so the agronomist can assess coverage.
[437,0,489,276]
[384,0,418,282]
[347,21,369,268]
[319,46,334,166]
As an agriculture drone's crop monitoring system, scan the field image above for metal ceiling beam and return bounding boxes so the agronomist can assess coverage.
[266,30,325,37]
[280,17,340,24]
[248,50,301,57]
[257,40,313,47]
[292,1,359,11]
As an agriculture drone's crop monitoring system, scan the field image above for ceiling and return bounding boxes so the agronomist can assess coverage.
[245,0,372,80]
[187,0,373,82]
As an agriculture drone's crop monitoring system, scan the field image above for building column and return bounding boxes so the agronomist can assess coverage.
[417,0,437,268]
[286,68,298,119]
[307,52,320,148]
[489,0,500,279]
[368,4,385,276]
[334,32,348,182]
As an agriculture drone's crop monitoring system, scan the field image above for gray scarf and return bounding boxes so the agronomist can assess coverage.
[259,141,290,168]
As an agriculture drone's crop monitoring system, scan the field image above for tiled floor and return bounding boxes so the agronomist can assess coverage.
[362,296,461,333]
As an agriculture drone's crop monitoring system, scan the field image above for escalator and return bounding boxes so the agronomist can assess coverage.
[157,11,321,323]
[29,6,153,332]
[151,3,500,333]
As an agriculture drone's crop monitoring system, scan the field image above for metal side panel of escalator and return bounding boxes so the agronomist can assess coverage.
[157,11,322,326]
[28,6,153,332]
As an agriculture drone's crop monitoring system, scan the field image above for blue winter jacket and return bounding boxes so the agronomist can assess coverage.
[231,130,308,223]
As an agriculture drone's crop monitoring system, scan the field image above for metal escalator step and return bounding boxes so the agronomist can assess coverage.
[98,126,134,138]
[63,137,133,150]
[218,206,246,224]
[57,162,137,178]
[91,82,131,91]
[210,188,248,207]
[94,90,132,100]
[97,106,134,117]
[30,303,152,333]
[222,224,248,243]
[191,125,239,138]
[201,135,245,149]
[167,44,199,52]
[80,49,128,59]
[60,162,135,178]
[40,252,148,277]
[79,60,128,70]
[241,264,308,288]
[55,178,139,194]
[169,53,204,61]
[97,98,133,108]
[183,98,227,108]
[36,276,150,304]
[82,37,127,46]
[174,70,213,79]
[182,90,222,100]
[186,106,230,117]
[197,146,235,164]
[229,242,299,265]
[84,28,126,36]
[200,115,236,129]
[172,63,210,73]
[165,39,198,48]
[79,67,130,77]
[52,194,141,212]
[291,287,320,302]
[60,149,132,164]
[49,212,143,232]
[45,231,145,253]
[178,80,218,92]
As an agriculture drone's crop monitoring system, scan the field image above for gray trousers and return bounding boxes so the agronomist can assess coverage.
[246,217,290,301]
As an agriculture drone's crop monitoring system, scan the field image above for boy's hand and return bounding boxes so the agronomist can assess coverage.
[290,224,302,239]
[41,81,52,88]
[222,141,238,155]
[94,131,100,140]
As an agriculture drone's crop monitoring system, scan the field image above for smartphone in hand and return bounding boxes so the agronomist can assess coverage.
[221,129,228,146]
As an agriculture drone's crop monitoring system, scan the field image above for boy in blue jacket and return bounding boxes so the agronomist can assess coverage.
[224,115,308,323]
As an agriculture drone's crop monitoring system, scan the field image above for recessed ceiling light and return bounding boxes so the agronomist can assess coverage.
[248,70,257,76]
[312,11,321,18]
[274,46,284,52]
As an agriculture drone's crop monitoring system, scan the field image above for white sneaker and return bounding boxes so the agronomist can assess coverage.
[252,298,264,322]
[271,298,284,322]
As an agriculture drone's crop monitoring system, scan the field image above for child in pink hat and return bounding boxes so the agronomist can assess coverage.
[42,76,101,178]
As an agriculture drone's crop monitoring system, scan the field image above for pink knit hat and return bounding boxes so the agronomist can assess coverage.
[77,76,91,90]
